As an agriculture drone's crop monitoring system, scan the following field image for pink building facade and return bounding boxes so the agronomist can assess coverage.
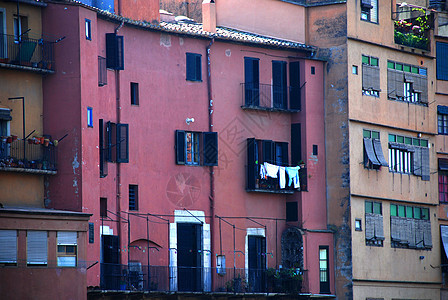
[42,0,332,296]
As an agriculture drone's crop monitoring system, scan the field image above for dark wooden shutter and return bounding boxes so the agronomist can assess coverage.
[116,123,129,163]
[395,71,405,98]
[387,69,397,99]
[440,158,448,171]
[106,121,117,162]
[361,0,372,8]
[186,53,195,80]
[437,42,448,80]
[99,119,107,177]
[106,33,124,70]
[413,75,428,104]
[244,57,259,106]
[98,56,107,86]
[281,142,288,166]
[203,132,218,166]
[263,140,274,164]
[364,138,380,167]
[372,139,388,166]
[421,147,430,181]
[176,130,186,165]
[289,61,301,110]
[286,202,298,222]
[196,54,202,81]
[291,123,302,166]
[413,146,422,176]
[273,61,287,109]
[247,138,257,190]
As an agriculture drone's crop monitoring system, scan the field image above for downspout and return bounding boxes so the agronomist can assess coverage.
[206,38,215,276]
[114,20,124,262]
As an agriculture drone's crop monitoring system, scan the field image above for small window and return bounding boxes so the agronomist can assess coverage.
[355,219,362,231]
[131,82,139,105]
[313,145,318,156]
[186,53,202,81]
[352,65,358,75]
[361,0,378,23]
[85,19,91,40]
[87,107,93,128]
[100,197,107,217]
[88,223,94,244]
[438,106,448,135]
[57,232,77,267]
[319,246,330,294]
[129,184,138,211]
[98,56,107,86]
[311,66,315,74]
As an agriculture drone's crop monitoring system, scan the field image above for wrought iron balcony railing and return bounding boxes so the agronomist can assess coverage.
[0,34,54,71]
[0,139,57,173]
[241,83,301,112]
[100,264,307,294]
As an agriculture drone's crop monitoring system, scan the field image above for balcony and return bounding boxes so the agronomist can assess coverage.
[99,264,308,295]
[246,164,307,194]
[0,139,57,174]
[241,83,301,112]
[0,34,54,72]
[394,12,430,51]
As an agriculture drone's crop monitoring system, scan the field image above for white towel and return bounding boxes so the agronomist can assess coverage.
[279,167,286,189]
[264,162,279,178]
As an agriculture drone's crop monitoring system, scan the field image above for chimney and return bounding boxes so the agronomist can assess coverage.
[202,0,216,33]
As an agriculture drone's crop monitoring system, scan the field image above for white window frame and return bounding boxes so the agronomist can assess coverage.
[57,231,77,267]
[85,19,91,40]
[185,132,200,165]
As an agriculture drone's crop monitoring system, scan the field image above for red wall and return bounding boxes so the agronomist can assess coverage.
[42,3,332,294]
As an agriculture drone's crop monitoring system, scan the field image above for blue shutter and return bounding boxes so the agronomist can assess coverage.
[437,42,448,80]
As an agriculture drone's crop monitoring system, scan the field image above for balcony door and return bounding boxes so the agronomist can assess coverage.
[273,61,287,109]
[244,57,260,106]
[101,235,120,290]
[248,235,266,292]
[177,223,202,292]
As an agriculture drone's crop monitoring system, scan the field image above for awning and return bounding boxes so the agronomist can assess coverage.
[363,138,380,167]
[441,225,448,259]
[439,159,448,171]
[372,139,388,166]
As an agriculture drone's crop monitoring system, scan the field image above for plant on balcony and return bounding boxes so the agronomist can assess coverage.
[225,275,248,293]
[267,267,302,294]
[394,8,429,50]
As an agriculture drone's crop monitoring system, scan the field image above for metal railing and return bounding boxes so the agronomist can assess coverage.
[241,83,301,111]
[0,34,54,70]
[246,164,307,192]
[100,264,306,294]
[0,140,57,172]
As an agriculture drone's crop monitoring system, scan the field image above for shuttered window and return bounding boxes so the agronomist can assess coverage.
[437,42,448,80]
[106,121,116,162]
[0,230,17,265]
[439,159,448,203]
[99,119,108,177]
[186,53,202,81]
[388,60,427,104]
[129,184,138,211]
[363,129,388,169]
[272,61,287,109]
[175,130,218,166]
[130,82,139,105]
[106,33,124,70]
[27,231,47,265]
[57,231,77,267]
[438,106,448,135]
[244,57,260,106]
[365,201,384,246]
[116,123,129,163]
[98,56,107,86]
[362,59,380,97]
[361,0,378,24]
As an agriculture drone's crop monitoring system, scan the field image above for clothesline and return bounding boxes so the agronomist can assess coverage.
[259,162,301,189]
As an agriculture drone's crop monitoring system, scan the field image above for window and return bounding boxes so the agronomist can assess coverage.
[0,230,17,265]
[272,61,287,109]
[14,15,28,42]
[438,106,448,135]
[311,66,315,75]
[363,129,388,169]
[106,121,129,163]
[85,19,91,40]
[106,33,124,70]
[98,56,107,86]
[100,197,107,217]
[57,231,77,267]
[388,134,430,180]
[129,184,138,211]
[355,219,362,231]
[244,57,260,106]
[99,119,108,177]
[352,65,358,75]
[437,42,448,80]
[390,204,432,249]
[439,159,448,203]
[387,61,428,104]
[130,82,139,105]
[365,201,384,246]
[361,0,378,23]
[89,223,94,244]
[27,231,47,266]
[175,130,218,166]
[286,202,298,222]
[186,53,201,81]
[319,246,330,294]
[87,107,93,128]
[362,55,380,97]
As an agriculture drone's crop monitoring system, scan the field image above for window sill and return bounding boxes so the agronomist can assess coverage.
[186,79,203,82]
[246,188,295,194]
[360,19,379,25]
[387,98,428,107]
[0,166,57,175]
[241,105,299,113]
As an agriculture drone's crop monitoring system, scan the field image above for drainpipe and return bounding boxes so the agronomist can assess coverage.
[114,20,123,263]
[206,38,215,275]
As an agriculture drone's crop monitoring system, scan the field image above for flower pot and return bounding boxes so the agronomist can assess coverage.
[11,135,17,141]
[6,137,12,143]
